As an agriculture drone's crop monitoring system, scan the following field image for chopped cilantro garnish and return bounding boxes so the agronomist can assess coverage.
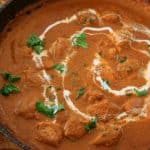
[0,84,20,96]
[85,117,97,132]
[72,33,88,48]
[53,64,68,74]
[2,72,21,83]
[134,88,148,97]
[26,34,45,54]
[76,87,85,99]
[116,56,127,63]
[36,100,65,118]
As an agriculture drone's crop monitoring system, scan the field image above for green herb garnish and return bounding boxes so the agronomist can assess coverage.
[2,72,21,83]
[76,87,85,99]
[85,117,97,132]
[134,88,148,97]
[26,34,45,54]
[0,84,20,96]
[72,33,88,48]
[116,56,127,63]
[53,64,68,74]
[36,100,65,118]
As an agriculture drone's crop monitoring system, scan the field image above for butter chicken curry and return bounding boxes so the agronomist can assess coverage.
[0,0,150,150]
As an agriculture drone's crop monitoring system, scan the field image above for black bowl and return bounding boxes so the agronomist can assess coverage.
[0,0,40,32]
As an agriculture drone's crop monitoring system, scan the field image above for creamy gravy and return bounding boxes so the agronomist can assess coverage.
[0,0,150,150]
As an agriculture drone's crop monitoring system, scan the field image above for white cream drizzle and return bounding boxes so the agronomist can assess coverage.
[131,23,150,36]
[132,38,150,45]
[32,50,48,68]
[80,27,113,34]
[42,70,52,83]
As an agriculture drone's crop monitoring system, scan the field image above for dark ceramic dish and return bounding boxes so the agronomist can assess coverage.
[0,0,40,32]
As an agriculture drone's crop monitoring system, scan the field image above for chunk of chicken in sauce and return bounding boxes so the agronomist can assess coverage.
[85,89,104,104]
[91,126,122,146]
[76,12,100,26]
[35,122,63,146]
[64,116,88,139]
[87,99,121,122]
[122,97,144,115]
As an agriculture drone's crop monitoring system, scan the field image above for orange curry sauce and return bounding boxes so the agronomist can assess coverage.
[0,0,150,150]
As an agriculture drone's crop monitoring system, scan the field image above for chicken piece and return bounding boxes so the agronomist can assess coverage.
[64,116,88,139]
[108,48,119,59]
[122,98,144,114]
[49,38,72,62]
[15,91,37,119]
[98,37,117,58]
[123,98,144,111]
[87,99,121,121]
[91,126,122,146]
[77,12,99,26]
[102,14,121,24]
[23,68,43,87]
[116,58,141,73]
[99,47,119,59]
[102,13,122,28]
[85,89,104,104]
[36,122,63,146]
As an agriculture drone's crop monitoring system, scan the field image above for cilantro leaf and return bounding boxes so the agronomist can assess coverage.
[53,64,68,74]
[2,72,21,83]
[85,117,97,132]
[134,88,148,97]
[72,33,88,48]
[0,84,20,96]
[26,34,45,54]
[76,87,85,99]
[36,100,65,118]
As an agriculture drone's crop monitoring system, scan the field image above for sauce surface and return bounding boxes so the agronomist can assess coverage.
[0,0,150,150]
